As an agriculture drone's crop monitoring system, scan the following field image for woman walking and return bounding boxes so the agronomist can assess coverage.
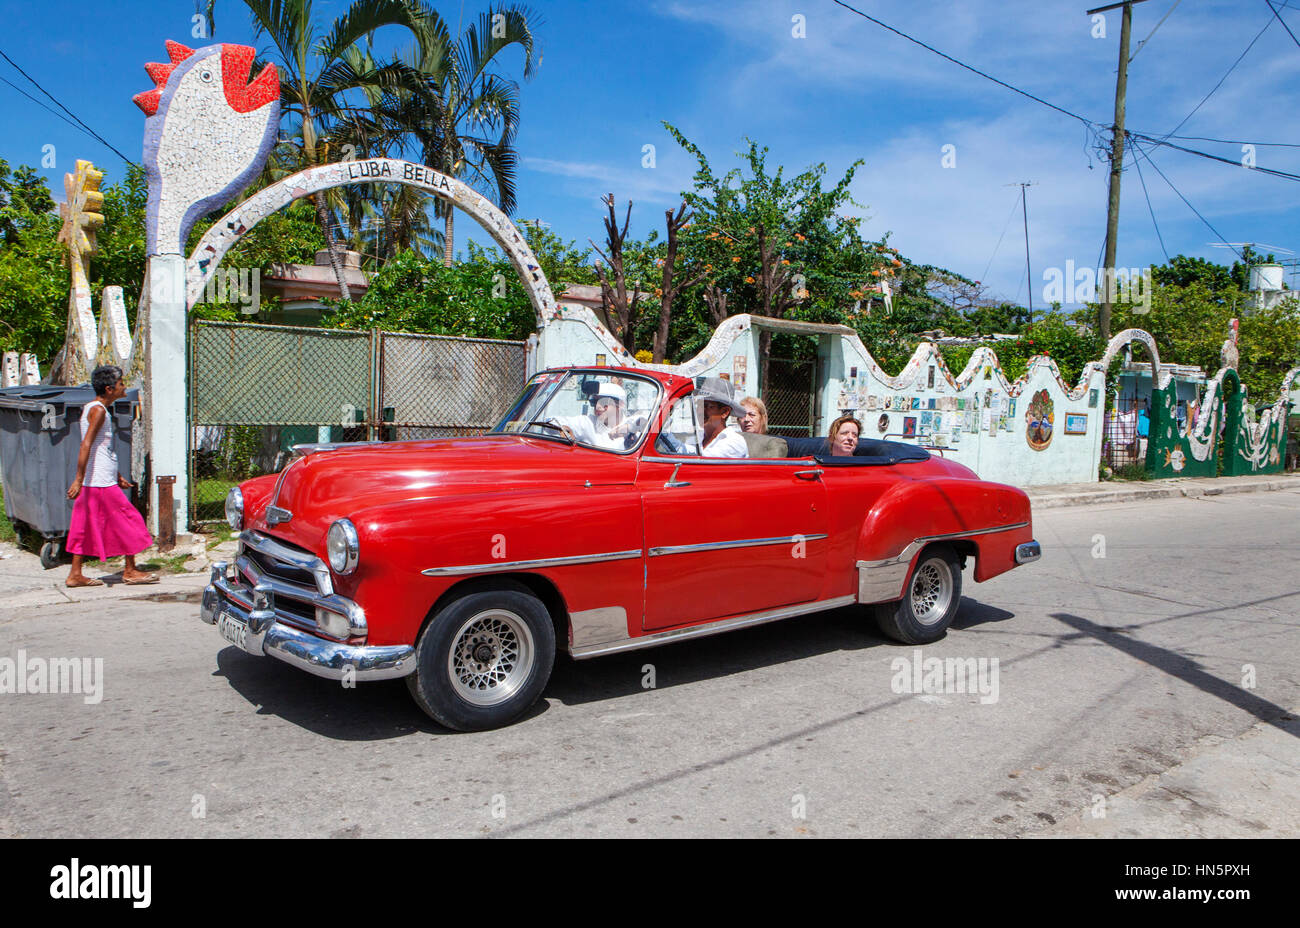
[65,365,157,587]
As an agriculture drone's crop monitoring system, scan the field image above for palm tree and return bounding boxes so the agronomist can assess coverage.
[392,5,540,266]
[243,0,432,298]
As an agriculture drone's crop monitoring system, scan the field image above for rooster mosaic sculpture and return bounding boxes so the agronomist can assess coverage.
[134,40,280,255]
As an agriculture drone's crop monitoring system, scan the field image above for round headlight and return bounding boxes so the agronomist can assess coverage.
[225,487,244,530]
[327,519,360,575]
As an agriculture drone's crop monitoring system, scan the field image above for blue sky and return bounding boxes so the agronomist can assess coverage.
[2,0,1298,309]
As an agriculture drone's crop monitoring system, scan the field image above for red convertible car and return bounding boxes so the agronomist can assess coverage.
[202,367,1040,730]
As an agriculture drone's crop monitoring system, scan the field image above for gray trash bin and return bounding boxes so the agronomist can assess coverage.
[0,385,140,568]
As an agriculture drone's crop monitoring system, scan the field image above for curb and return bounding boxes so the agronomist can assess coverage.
[1028,476,1300,510]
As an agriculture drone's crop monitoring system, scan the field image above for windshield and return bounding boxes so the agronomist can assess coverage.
[492,370,662,454]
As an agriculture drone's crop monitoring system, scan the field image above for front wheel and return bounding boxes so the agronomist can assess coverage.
[406,586,556,732]
[874,545,962,644]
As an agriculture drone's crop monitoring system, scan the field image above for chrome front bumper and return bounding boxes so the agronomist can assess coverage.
[200,562,414,681]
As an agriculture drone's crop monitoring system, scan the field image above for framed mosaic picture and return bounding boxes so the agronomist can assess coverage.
[1088,388,1099,408]
[903,416,917,437]
[1065,413,1088,435]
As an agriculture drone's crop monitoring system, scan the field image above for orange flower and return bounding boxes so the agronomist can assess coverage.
[892,259,902,266]
[745,276,755,283]
[795,233,806,241]
[731,256,741,263]
[872,269,883,276]
[781,259,790,265]
[705,264,713,272]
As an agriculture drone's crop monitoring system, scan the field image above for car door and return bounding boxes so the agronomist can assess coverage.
[637,395,829,631]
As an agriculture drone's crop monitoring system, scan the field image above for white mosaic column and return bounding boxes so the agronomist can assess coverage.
[145,254,189,536]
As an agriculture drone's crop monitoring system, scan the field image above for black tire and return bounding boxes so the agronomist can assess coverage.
[405,585,556,732]
[39,540,62,570]
[874,544,962,645]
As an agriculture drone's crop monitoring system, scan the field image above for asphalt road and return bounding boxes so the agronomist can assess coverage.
[2,490,1298,838]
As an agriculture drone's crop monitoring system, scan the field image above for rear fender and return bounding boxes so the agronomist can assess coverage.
[855,477,1032,602]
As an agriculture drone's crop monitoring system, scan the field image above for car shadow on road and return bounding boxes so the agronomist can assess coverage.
[546,597,1012,708]
[209,596,1020,738]
[213,647,445,739]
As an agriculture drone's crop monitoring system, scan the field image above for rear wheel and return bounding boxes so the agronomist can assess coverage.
[406,585,556,732]
[874,544,962,644]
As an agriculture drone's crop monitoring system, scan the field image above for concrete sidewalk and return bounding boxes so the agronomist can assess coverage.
[1026,472,1300,509]
[0,537,219,611]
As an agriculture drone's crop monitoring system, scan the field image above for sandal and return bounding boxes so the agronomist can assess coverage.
[124,574,160,585]
[66,577,105,588]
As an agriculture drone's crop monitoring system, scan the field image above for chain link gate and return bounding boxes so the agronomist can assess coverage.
[190,321,526,527]
[763,356,817,438]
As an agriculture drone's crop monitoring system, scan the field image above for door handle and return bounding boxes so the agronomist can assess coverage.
[794,469,823,481]
[664,462,692,488]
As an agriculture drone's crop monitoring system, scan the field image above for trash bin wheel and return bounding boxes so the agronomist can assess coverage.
[39,540,62,570]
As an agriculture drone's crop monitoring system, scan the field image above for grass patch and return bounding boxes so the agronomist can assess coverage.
[1110,463,1150,481]
[193,478,241,525]
[0,485,15,545]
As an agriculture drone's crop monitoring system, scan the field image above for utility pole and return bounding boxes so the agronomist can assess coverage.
[1089,0,1152,342]
[1005,182,1036,324]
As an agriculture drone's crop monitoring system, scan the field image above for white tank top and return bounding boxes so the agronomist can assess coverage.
[80,400,118,487]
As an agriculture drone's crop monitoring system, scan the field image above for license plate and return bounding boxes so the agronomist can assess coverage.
[217,611,249,650]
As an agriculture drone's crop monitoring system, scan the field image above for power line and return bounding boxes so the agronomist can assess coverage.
[1266,0,1300,48]
[0,47,136,167]
[1129,140,1243,261]
[1159,12,1275,140]
[1129,131,1300,182]
[1129,141,1170,262]
[0,74,90,135]
[1160,134,1300,148]
[1129,0,1182,62]
[980,190,1023,285]
[830,0,1100,129]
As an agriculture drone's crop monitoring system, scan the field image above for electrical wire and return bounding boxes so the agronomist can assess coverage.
[829,0,1100,128]
[1159,13,1276,140]
[1266,0,1300,48]
[0,74,89,135]
[1129,140,1243,261]
[1129,139,1170,262]
[0,47,137,167]
[1160,134,1300,148]
[1129,132,1300,182]
[980,190,1023,286]
[1130,0,1182,62]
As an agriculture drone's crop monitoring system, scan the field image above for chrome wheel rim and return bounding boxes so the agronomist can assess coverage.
[447,609,535,707]
[910,557,953,627]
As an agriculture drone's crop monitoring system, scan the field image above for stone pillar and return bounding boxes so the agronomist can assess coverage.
[145,254,189,536]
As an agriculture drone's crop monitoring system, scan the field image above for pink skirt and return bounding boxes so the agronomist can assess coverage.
[67,485,154,559]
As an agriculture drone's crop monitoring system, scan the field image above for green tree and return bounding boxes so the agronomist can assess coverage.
[0,161,64,362]
[323,249,534,339]
[243,0,431,297]
[387,4,540,266]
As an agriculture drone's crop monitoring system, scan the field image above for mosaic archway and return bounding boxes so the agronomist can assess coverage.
[185,159,554,325]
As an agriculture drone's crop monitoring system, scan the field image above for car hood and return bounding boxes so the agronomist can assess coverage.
[251,434,636,546]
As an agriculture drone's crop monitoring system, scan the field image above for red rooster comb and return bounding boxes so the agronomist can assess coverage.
[133,41,195,116]
[132,42,279,117]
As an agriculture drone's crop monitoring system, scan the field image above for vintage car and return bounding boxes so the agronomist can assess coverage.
[202,367,1040,730]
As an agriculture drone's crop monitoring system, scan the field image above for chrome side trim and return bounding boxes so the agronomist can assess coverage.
[641,455,817,466]
[569,595,857,660]
[243,530,333,596]
[1015,540,1042,564]
[855,521,1030,604]
[422,548,643,577]
[569,606,629,650]
[649,534,829,557]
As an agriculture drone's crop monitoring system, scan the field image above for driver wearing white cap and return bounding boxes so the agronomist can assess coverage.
[552,381,641,450]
